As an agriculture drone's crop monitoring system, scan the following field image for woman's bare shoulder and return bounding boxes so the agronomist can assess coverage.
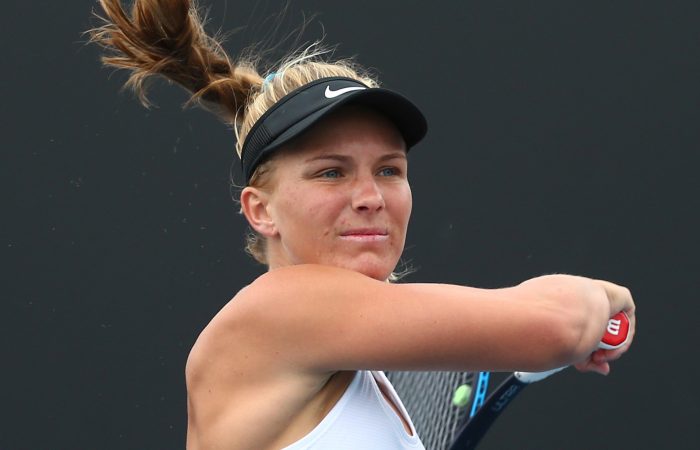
[188,265,362,360]
[185,267,353,450]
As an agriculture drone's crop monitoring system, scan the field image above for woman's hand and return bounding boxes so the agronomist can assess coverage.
[575,280,636,375]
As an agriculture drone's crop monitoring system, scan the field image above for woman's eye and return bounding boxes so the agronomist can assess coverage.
[378,167,399,176]
[320,169,342,179]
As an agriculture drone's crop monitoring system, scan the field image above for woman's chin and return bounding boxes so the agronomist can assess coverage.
[336,258,398,281]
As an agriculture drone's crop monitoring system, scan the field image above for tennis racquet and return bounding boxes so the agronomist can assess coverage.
[448,311,631,450]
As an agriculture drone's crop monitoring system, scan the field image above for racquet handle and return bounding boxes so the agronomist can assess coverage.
[598,311,630,350]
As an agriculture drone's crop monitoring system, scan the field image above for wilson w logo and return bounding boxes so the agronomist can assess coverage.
[607,318,622,336]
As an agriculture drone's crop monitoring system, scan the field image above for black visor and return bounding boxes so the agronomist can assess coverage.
[240,76,428,183]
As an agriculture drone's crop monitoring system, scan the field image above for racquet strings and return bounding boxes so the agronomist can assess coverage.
[386,371,475,450]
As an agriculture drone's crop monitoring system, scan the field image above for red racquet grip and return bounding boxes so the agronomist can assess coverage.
[599,311,630,350]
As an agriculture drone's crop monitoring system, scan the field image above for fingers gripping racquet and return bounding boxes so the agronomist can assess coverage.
[448,312,630,450]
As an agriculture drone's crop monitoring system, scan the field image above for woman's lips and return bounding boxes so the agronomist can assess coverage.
[339,228,389,242]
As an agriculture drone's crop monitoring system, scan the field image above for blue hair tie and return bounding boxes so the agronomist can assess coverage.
[264,72,277,84]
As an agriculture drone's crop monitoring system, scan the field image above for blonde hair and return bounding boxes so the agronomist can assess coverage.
[89,0,390,268]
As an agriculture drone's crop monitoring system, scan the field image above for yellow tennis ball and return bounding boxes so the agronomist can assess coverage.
[452,384,472,407]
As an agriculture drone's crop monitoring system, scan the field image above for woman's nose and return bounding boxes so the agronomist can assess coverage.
[351,175,385,212]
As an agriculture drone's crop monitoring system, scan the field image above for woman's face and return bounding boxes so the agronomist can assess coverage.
[246,107,412,281]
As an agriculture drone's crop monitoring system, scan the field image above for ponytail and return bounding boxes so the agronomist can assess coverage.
[89,0,381,265]
[89,0,263,123]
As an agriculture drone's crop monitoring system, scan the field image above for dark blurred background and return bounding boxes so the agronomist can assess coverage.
[2,0,698,448]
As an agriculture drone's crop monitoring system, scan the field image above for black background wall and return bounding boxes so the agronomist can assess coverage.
[3,1,699,449]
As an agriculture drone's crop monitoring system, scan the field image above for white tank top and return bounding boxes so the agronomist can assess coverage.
[281,370,426,450]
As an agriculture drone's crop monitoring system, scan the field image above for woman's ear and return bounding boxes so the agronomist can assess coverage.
[240,187,278,237]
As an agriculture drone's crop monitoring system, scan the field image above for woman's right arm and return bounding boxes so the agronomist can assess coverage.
[217,264,635,375]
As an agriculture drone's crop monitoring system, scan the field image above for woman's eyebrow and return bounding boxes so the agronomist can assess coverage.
[304,152,407,164]
[304,154,352,164]
[377,152,408,162]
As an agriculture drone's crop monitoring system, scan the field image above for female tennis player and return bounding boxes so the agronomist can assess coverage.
[90,1,636,449]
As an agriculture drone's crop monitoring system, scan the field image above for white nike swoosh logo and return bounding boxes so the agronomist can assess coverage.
[324,85,366,98]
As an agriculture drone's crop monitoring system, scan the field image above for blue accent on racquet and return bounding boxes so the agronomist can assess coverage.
[469,371,490,418]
